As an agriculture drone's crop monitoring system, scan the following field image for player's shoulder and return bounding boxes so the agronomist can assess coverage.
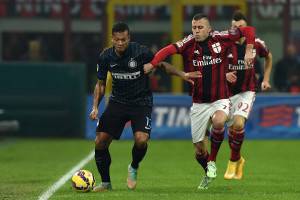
[175,34,195,48]
[99,46,113,59]
[129,42,151,54]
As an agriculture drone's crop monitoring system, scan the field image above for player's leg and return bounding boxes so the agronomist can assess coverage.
[194,136,213,190]
[227,115,246,180]
[93,101,128,192]
[127,105,152,190]
[93,132,113,191]
[225,91,254,180]
[190,103,213,189]
[207,99,230,178]
[194,135,209,173]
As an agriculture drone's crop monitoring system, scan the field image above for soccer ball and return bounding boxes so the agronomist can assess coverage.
[71,169,95,192]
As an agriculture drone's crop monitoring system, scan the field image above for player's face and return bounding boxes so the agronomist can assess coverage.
[112,31,130,53]
[231,19,247,28]
[192,19,211,42]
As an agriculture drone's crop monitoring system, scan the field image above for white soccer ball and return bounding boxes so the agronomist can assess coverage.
[71,169,95,192]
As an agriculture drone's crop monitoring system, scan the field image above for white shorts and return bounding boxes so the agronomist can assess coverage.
[190,99,230,143]
[227,91,256,127]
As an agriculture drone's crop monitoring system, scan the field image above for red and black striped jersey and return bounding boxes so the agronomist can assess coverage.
[174,29,243,103]
[228,38,269,95]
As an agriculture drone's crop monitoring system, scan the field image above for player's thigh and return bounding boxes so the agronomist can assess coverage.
[130,105,152,136]
[97,101,128,139]
[190,103,211,143]
[228,91,255,127]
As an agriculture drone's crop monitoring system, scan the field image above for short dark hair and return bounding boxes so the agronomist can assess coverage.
[232,11,247,23]
[193,13,209,21]
[112,22,130,34]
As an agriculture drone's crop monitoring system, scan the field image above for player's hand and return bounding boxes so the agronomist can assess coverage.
[183,71,202,85]
[261,81,271,91]
[226,71,237,83]
[244,44,254,68]
[144,63,154,74]
[89,109,99,120]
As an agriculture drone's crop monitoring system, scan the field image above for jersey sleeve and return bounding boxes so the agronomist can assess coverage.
[255,38,269,58]
[211,26,255,45]
[210,28,242,42]
[96,52,108,81]
[173,34,194,54]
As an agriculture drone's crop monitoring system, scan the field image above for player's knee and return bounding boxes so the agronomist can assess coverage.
[211,111,227,129]
[134,133,149,148]
[232,116,245,131]
[95,134,110,150]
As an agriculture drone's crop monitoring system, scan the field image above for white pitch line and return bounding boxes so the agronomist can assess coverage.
[38,150,95,200]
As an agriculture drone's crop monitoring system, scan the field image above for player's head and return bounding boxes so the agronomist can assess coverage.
[192,13,211,42]
[231,11,248,28]
[112,22,130,53]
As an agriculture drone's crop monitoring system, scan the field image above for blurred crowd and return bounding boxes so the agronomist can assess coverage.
[2,33,300,94]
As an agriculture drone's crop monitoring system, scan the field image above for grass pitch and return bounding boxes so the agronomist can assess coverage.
[0,138,300,200]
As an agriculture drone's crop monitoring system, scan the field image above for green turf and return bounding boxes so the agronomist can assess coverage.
[0,139,300,200]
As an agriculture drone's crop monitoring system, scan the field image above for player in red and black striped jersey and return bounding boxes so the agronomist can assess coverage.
[224,11,273,180]
[144,13,256,189]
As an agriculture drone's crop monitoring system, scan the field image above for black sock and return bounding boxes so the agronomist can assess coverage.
[195,151,209,172]
[131,144,148,169]
[95,148,111,183]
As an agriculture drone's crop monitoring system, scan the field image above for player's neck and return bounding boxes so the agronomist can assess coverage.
[115,49,125,57]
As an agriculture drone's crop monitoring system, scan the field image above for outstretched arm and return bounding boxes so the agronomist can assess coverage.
[144,44,178,74]
[158,62,202,85]
[89,80,106,120]
[261,52,273,91]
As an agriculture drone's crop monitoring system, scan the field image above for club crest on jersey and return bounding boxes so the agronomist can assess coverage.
[128,58,137,69]
[212,42,221,53]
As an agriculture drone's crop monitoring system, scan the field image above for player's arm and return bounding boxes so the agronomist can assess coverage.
[158,62,202,85]
[144,45,177,74]
[90,80,106,120]
[261,52,273,91]
[90,52,108,120]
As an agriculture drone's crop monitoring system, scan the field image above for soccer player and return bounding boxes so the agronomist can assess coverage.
[224,11,272,180]
[89,22,200,191]
[144,13,255,189]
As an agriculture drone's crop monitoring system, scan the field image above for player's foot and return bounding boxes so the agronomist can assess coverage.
[206,161,217,178]
[197,175,212,190]
[224,160,238,180]
[93,182,112,192]
[234,157,245,180]
[127,164,137,190]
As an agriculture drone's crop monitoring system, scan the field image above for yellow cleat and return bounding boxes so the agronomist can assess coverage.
[234,157,245,180]
[224,160,238,180]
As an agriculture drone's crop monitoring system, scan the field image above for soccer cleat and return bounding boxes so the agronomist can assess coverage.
[224,160,238,180]
[206,161,217,178]
[127,164,137,190]
[234,157,245,180]
[92,182,112,192]
[197,175,212,190]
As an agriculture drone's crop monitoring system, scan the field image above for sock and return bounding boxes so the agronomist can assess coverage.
[208,127,225,162]
[95,148,111,183]
[131,144,148,169]
[195,151,209,172]
[228,129,245,162]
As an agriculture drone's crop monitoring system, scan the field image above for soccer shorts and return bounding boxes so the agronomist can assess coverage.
[227,91,256,127]
[96,100,152,139]
[190,98,230,143]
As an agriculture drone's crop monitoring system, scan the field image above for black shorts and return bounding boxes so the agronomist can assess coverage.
[96,100,152,139]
